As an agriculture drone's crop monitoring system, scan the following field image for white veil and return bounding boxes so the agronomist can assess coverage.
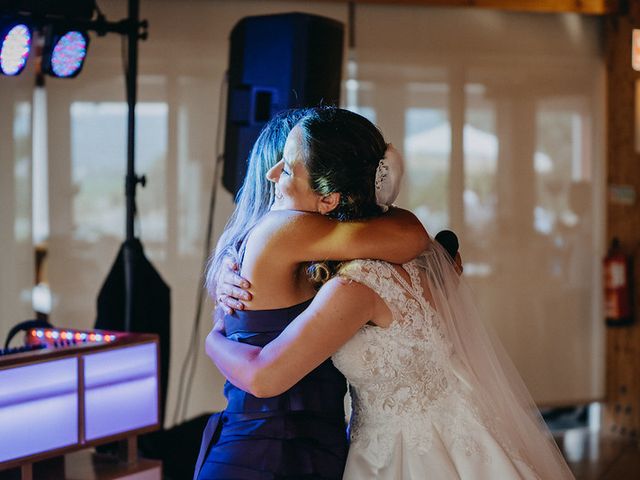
[415,240,575,479]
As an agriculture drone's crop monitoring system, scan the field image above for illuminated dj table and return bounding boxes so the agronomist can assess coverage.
[0,329,161,479]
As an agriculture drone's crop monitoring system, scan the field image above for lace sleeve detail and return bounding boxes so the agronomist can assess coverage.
[337,259,378,284]
[337,260,409,325]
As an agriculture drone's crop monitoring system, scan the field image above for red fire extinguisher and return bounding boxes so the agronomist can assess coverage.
[604,238,633,327]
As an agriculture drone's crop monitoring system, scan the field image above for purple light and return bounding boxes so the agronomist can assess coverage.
[84,343,158,441]
[0,24,31,76]
[51,31,87,78]
[0,358,78,463]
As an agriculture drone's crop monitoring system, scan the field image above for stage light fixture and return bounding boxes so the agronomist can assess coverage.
[42,29,89,78]
[1,1,97,19]
[0,23,31,76]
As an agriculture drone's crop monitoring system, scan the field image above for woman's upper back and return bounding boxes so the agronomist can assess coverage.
[239,210,318,310]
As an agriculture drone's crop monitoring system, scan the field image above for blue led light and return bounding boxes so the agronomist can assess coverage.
[50,31,87,78]
[36,330,44,338]
[0,24,31,76]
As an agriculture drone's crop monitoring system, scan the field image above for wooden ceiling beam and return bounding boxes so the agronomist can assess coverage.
[318,0,621,15]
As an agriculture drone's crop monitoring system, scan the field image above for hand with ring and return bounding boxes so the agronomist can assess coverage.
[215,257,252,315]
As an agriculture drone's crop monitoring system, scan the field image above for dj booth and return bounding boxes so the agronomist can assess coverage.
[0,327,162,479]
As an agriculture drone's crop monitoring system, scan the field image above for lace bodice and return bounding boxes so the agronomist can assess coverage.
[332,259,510,469]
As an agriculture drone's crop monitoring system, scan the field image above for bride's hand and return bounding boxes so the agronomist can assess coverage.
[216,257,252,314]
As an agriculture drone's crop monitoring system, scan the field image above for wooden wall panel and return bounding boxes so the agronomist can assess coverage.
[317,0,620,15]
[604,1,640,440]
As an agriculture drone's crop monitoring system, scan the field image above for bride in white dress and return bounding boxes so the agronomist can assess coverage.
[332,249,566,479]
[207,107,574,479]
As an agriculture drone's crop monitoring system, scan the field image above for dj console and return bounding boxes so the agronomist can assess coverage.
[0,327,161,479]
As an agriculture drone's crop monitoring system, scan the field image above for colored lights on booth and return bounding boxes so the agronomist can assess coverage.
[29,328,116,344]
[0,24,31,76]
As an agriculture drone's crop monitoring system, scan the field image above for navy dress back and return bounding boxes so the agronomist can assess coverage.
[196,300,349,480]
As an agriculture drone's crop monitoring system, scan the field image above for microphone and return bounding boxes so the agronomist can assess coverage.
[435,230,459,260]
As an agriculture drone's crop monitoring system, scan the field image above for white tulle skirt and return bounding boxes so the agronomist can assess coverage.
[343,419,543,480]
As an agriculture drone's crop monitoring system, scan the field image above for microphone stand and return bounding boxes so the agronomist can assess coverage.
[4,0,149,333]
[123,0,146,332]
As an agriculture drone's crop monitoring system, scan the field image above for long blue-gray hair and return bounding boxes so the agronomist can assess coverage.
[205,108,307,296]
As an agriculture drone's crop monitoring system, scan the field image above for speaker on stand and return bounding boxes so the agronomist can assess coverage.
[222,12,344,196]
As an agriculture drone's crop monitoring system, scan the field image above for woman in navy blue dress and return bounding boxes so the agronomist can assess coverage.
[196,300,348,479]
[195,108,428,479]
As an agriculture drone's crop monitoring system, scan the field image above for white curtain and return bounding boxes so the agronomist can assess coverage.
[349,6,605,405]
[0,73,35,346]
[2,1,604,424]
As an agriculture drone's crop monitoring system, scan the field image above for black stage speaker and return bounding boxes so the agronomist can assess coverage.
[222,12,344,196]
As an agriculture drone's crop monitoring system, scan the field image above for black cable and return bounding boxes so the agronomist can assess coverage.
[174,74,227,423]
[4,319,52,350]
[172,71,228,424]
[180,150,224,421]
[181,72,228,419]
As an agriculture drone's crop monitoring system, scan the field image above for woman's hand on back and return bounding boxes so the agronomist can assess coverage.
[216,257,252,314]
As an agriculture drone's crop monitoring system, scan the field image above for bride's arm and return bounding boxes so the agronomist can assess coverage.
[206,277,377,398]
[302,207,429,263]
[214,208,428,312]
[261,207,429,265]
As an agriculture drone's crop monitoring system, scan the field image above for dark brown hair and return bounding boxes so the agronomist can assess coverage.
[297,106,387,221]
[296,107,388,286]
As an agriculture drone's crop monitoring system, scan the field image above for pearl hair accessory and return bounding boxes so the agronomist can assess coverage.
[374,144,404,212]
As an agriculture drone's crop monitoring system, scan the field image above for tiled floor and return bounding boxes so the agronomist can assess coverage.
[556,429,640,479]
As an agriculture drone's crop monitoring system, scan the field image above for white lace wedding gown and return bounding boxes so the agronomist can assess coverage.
[332,254,574,479]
